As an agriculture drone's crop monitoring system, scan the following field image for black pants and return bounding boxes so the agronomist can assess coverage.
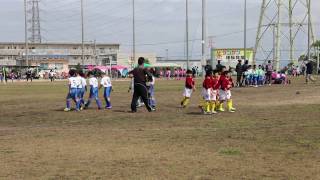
[27,76,32,82]
[266,72,272,84]
[131,84,152,112]
[237,73,242,86]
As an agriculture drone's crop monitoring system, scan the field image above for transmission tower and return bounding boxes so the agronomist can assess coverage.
[253,0,316,71]
[28,0,41,43]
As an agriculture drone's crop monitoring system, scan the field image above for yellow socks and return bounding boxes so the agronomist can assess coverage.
[217,101,225,112]
[227,99,236,112]
[210,101,217,113]
[205,101,211,112]
[183,98,190,107]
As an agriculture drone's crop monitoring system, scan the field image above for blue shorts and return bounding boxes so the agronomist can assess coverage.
[104,87,112,98]
[148,85,155,97]
[89,87,99,99]
[78,88,86,98]
[67,88,79,99]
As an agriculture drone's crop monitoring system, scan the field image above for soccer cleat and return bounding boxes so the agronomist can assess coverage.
[211,110,218,114]
[217,107,225,112]
[105,106,112,109]
[229,109,236,113]
[230,107,236,111]
[64,108,71,112]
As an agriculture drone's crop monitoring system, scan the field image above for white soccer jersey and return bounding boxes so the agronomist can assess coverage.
[81,77,87,88]
[89,77,99,88]
[101,76,112,87]
[69,77,81,89]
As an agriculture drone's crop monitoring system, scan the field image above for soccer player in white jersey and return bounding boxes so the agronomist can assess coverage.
[100,72,112,109]
[84,72,102,109]
[64,69,81,112]
[78,71,87,108]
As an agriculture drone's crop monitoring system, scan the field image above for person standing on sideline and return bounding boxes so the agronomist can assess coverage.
[305,60,314,84]
[49,70,55,82]
[265,60,273,85]
[129,57,155,113]
[26,69,32,82]
[235,60,243,87]
[216,60,223,72]
[241,60,249,85]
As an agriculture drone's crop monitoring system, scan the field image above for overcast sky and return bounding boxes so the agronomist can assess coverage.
[0,0,319,62]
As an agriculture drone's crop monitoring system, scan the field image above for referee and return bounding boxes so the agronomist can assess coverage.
[129,57,155,113]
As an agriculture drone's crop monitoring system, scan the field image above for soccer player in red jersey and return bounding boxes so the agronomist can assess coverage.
[211,70,220,114]
[218,70,236,113]
[202,70,213,114]
[181,70,196,108]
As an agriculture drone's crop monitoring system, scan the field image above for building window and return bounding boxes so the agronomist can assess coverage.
[40,63,49,69]
[55,63,63,70]
[241,56,245,60]
[236,56,240,59]
[226,56,230,60]
[231,56,235,59]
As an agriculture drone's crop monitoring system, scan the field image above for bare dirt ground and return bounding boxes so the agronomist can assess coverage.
[0,77,319,179]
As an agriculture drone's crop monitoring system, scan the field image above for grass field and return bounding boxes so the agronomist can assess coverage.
[0,78,320,179]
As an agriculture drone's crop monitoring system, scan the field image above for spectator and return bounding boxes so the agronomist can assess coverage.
[216,60,223,72]
[235,60,243,87]
[265,60,273,85]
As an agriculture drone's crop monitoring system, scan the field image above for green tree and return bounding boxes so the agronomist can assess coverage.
[75,63,82,72]
[312,40,320,48]
[144,58,150,64]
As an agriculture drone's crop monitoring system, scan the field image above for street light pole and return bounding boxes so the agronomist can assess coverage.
[186,0,189,69]
[132,0,136,67]
[244,0,247,63]
[202,0,207,75]
[81,0,85,67]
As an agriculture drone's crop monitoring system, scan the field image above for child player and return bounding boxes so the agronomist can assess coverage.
[84,72,102,110]
[211,70,220,114]
[100,72,112,109]
[146,71,156,109]
[78,71,87,109]
[202,70,213,114]
[181,69,195,108]
[218,70,236,113]
[64,69,81,112]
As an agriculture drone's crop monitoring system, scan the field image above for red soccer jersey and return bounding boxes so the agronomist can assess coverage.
[211,76,220,90]
[185,76,195,89]
[219,75,233,90]
[202,76,212,89]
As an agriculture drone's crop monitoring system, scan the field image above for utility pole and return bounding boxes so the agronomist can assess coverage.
[307,0,311,61]
[186,0,189,69]
[244,0,247,63]
[81,0,85,67]
[275,0,281,71]
[317,46,319,74]
[202,0,207,72]
[29,0,41,43]
[24,0,29,67]
[289,0,294,64]
[132,0,136,66]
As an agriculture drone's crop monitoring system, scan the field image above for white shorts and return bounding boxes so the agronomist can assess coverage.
[202,88,218,101]
[183,88,193,98]
[219,90,231,101]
